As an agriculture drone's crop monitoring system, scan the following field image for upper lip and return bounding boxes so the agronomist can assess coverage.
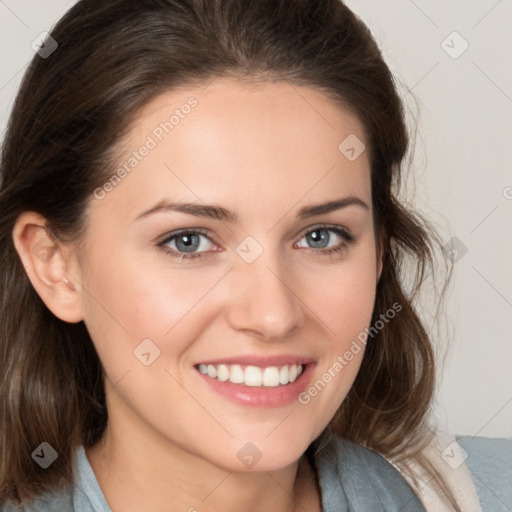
[194,354,315,367]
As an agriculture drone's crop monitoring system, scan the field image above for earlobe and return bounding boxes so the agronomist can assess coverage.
[11,211,84,323]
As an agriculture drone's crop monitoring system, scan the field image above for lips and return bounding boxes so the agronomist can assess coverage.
[193,354,316,407]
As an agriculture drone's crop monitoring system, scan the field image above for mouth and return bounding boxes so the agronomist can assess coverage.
[193,357,315,407]
[196,363,304,387]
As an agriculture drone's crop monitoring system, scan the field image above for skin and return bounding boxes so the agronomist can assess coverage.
[13,77,382,512]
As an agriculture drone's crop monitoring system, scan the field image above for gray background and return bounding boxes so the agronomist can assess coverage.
[1,0,511,437]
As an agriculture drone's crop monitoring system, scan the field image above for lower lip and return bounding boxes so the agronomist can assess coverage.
[195,364,315,408]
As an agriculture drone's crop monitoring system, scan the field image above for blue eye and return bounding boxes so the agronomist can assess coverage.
[296,225,355,258]
[157,225,355,261]
[157,229,215,261]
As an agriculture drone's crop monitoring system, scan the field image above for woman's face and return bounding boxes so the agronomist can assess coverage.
[77,77,381,471]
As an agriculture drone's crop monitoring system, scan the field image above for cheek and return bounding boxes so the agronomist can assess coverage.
[306,245,378,345]
[296,243,377,412]
[80,243,225,367]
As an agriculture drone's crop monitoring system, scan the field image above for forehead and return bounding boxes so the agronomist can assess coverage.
[130,77,368,158]
[95,77,371,223]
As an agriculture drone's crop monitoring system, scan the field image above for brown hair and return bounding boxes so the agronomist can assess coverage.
[0,0,453,507]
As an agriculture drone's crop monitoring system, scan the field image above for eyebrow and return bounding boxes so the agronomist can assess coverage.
[133,195,369,223]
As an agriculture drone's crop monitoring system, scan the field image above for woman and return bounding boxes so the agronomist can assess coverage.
[0,1,500,511]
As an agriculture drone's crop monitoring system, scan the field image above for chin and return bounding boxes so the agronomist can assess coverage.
[215,433,314,473]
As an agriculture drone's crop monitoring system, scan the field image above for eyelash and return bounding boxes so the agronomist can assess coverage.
[156,224,355,262]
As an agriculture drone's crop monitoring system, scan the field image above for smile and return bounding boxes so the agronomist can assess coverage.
[197,363,304,387]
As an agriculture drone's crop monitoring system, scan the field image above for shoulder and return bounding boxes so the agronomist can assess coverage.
[313,433,426,511]
[0,445,102,512]
[0,488,73,512]
[379,430,512,512]
[457,435,512,512]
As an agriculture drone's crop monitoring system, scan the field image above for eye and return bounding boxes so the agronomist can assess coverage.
[295,225,355,258]
[157,229,216,261]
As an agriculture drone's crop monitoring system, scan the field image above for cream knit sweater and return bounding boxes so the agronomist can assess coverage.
[387,431,482,512]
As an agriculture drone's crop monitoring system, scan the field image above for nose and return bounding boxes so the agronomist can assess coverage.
[225,250,306,341]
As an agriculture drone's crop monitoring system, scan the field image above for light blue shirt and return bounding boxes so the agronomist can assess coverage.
[2,433,511,511]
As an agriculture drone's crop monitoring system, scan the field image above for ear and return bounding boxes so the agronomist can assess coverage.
[12,211,84,323]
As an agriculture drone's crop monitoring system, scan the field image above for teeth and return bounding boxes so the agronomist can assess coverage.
[262,367,280,387]
[279,365,289,384]
[217,364,229,382]
[229,364,244,384]
[198,363,305,387]
[245,366,262,387]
